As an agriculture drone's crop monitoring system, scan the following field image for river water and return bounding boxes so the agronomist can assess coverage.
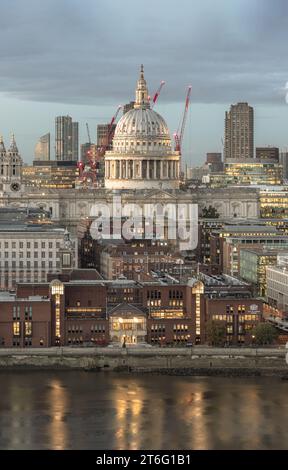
[0,371,287,450]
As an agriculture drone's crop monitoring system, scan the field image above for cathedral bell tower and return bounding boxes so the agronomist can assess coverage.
[0,134,24,194]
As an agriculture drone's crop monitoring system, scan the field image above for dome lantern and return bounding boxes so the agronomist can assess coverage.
[134,64,150,110]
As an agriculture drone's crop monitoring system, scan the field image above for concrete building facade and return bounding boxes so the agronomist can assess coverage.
[224,102,254,161]
[55,116,79,162]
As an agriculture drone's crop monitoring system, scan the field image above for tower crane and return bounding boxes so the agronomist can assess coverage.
[105,105,122,149]
[77,122,92,178]
[151,81,165,109]
[174,85,192,154]
[86,123,91,144]
[78,105,123,187]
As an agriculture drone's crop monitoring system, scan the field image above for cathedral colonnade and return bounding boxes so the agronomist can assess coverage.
[105,158,180,181]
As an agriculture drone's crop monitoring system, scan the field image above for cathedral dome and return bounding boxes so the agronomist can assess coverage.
[113,108,171,151]
[105,65,179,191]
[112,65,172,154]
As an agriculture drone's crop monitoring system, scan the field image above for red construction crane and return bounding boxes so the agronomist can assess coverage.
[79,105,122,187]
[77,161,85,177]
[174,85,192,154]
[151,81,165,109]
[105,105,122,148]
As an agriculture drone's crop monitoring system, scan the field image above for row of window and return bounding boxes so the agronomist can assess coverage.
[13,306,32,320]
[0,242,60,249]
[169,290,184,300]
[147,300,184,307]
[212,314,260,322]
[115,141,169,146]
[226,325,257,334]
[1,262,58,269]
[11,339,45,347]
[13,321,32,336]
[67,325,106,333]
[151,324,189,332]
[0,252,56,259]
[150,337,166,342]
[225,305,248,314]
[173,335,191,342]
[151,324,166,332]
[67,337,83,344]
[212,315,233,322]
[147,290,161,299]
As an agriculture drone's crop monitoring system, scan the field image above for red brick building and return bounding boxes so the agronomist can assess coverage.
[0,291,52,347]
[0,270,263,348]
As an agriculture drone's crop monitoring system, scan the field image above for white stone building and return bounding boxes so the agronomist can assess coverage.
[0,225,77,290]
[105,66,180,190]
[266,256,288,315]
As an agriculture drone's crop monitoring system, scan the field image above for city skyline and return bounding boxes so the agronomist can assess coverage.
[1,0,288,456]
[1,0,288,164]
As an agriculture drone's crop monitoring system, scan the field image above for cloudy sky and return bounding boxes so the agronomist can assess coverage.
[0,0,288,164]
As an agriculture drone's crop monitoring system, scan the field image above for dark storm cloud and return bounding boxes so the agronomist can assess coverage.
[0,0,287,105]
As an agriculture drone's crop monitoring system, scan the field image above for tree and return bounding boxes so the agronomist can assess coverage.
[251,323,278,346]
[206,320,226,347]
[201,205,220,219]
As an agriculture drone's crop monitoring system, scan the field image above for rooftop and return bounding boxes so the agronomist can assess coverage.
[0,291,50,302]
[239,246,288,256]
[199,273,249,287]
[0,224,66,233]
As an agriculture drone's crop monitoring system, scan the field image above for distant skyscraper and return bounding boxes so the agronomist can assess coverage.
[72,122,79,161]
[55,116,78,161]
[280,151,288,180]
[256,147,279,161]
[34,133,50,161]
[224,103,254,161]
[206,153,223,173]
[97,124,116,149]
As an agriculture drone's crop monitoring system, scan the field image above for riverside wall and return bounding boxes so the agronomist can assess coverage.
[0,347,287,376]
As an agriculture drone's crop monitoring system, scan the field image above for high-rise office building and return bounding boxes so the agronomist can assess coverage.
[280,151,288,180]
[55,115,79,161]
[72,122,79,161]
[97,124,116,149]
[34,133,50,161]
[224,103,254,161]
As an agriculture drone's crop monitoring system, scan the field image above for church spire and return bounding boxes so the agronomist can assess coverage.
[9,133,18,153]
[0,135,5,153]
[134,64,150,109]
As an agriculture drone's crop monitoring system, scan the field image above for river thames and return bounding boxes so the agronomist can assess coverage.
[0,371,287,450]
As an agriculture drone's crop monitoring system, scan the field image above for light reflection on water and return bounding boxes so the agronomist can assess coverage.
[0,372,288,450]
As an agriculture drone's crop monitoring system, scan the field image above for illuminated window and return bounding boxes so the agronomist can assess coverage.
[13,322,20,336]
[51,280,64,295]
[192,281,204,337]
[25,322,32,337]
